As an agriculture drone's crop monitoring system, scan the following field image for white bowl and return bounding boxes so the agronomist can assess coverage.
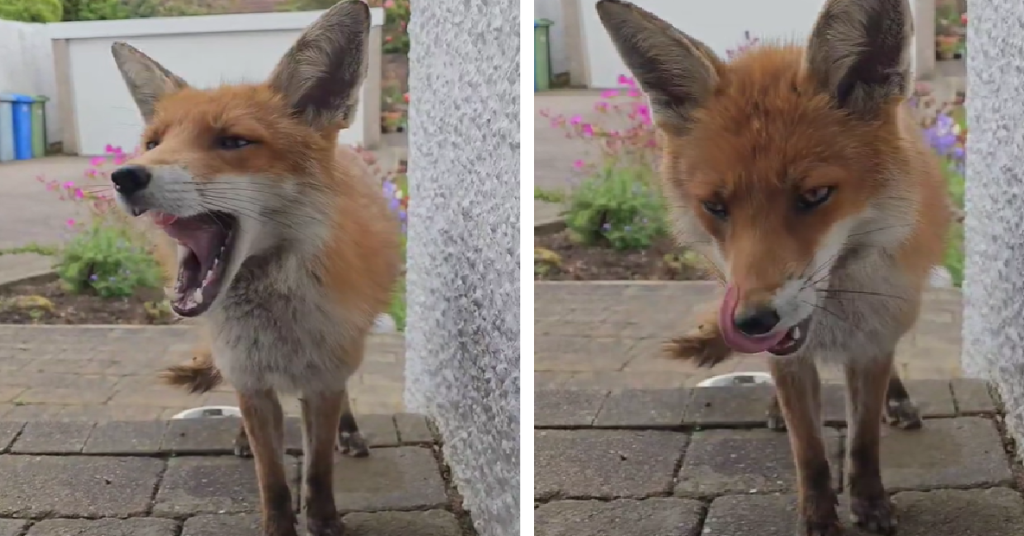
[697,372,775,388]
[171,406,242,419]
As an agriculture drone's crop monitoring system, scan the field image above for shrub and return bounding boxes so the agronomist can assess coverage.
[0,0,62,22]
[382,0,410,54]
[38,145,165,298]
[565,164,667,250]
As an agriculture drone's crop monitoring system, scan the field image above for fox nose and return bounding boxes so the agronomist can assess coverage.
[733,305,781,336]
[111,165,152,196]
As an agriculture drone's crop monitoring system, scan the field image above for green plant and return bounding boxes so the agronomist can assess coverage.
[382,0,410,54]
[60,0,221,21]
[55,221,163,298]
[565,165,668,250]
[534,187,566,203]
[0,0,62,22]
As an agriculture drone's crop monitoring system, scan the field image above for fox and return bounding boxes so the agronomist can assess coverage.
[596,0,951,535]
[108,1,402,535]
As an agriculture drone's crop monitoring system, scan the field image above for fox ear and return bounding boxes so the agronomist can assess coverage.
[111,42,189,123]
[804,0,913,117]
[267,0,371,131]
[595,0,722,136]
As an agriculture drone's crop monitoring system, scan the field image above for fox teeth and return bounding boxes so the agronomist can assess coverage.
[791,326,802,340]
[192,287,204,305]
[202,268,215,287]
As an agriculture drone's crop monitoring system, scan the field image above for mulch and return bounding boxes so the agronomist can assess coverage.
[0,276,178,325]
[534,229,714,281]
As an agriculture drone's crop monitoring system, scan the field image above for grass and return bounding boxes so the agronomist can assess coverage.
[943,162,965,287]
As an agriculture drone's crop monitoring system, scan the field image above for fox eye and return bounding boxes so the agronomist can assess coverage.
[797,186,834,211]
[701,200,729,221]
[217,136,253,150]
[144,140,159,151]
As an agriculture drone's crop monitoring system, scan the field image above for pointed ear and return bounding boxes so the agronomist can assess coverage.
[595,0,723,136]
[804,0,913,118]
[111,42,189,123]
[266,0,371,131]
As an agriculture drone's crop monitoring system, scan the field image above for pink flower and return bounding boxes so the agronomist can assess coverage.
[74,188,85,199]
[600,89,618,99]
[105,144,114,153]
[569,115,582,126]
[627,89,641,98]
[63,181,74,189]
[65,219,75,228]
[580,124,594,137]
[573,160,585,170]
[618,75,636,87]
[384,0,395,7]
[89,157,105,167]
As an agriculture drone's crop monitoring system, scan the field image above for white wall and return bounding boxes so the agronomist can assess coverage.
[536,0,569,75]
[578,0,918,88]
[49,9,383,156]
[0,20,61,145]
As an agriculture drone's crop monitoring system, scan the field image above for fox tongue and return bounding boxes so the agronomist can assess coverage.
[718,285,788,354]
[160,217,222,270]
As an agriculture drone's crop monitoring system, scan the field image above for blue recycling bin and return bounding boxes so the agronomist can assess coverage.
[0,95,14,162]
[8,94,33,160]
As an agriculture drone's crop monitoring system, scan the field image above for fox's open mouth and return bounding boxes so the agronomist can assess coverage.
[150,211,237,317]
[718,285,814,356]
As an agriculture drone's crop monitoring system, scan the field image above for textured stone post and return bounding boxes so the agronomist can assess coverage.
[403,1,520,535]
[962,3,1024,444]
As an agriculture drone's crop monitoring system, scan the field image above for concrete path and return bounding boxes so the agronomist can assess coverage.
[0,414,477,535]
[536,281,963,391]
[0,326,406,421]
[535,380,1014,536]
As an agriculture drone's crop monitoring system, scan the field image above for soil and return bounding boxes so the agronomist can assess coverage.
[534,229,714,281]
[0,276,179,325]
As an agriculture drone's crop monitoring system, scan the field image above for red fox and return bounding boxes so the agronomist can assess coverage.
[597,0,950,534]
[109,2,401,535]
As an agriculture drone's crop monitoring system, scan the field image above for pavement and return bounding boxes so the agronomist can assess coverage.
[0,414,478,536]
[534,380,1018,536]
[536,281,963,390]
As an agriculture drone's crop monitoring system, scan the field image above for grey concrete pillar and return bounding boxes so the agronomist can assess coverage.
[403,0,520,535]
[962,3,1024,442]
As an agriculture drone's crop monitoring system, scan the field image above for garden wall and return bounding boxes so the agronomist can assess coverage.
[48,9,385,156]
[405,0,519,534]
[557,0,935,88]
[0,20,61,146]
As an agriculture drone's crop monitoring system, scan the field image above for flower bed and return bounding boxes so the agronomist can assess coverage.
[535,34,967,286]
[0,145,410,326]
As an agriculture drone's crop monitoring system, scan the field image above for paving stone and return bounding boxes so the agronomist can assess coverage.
[395,413,434,443]
[358,414,401,447]
[180,514,261,536]
[161,417,241,454]
[0,456,164,517]
[535,498,704,536]
[154,456,299,515]
[26,518,180,536]
[0,519,27,536]
[676,428,842,497]
[0,422,23,453]
[594,389,690,428]
[535,390,609,427]
[684,385,776,427]
[534,429,688,500]
[822,384,846,425]
[343,510,461,536]
[903,379,957,417]
[879,417,1012,491]
[952,379,998,415]
[83,421,167,454]
[703,494,799,536]
[890,488,1024,536]
[10,422,95,454]
[331,446,447,513]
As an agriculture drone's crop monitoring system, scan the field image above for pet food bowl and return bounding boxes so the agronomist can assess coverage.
[697,372,774,387]
[171,406,242,419]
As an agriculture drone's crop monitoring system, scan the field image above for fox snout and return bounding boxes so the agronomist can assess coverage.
[111,165,153,215]
[731,297,782,337]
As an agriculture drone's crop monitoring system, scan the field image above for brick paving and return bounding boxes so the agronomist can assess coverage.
[536,281,963,390]
[0,326,406,420]
[534,381,1020,536]
[0,414,476,536]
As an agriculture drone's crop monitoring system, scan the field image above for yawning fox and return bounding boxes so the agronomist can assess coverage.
[109,1,402,534]
[597,0,951,534]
